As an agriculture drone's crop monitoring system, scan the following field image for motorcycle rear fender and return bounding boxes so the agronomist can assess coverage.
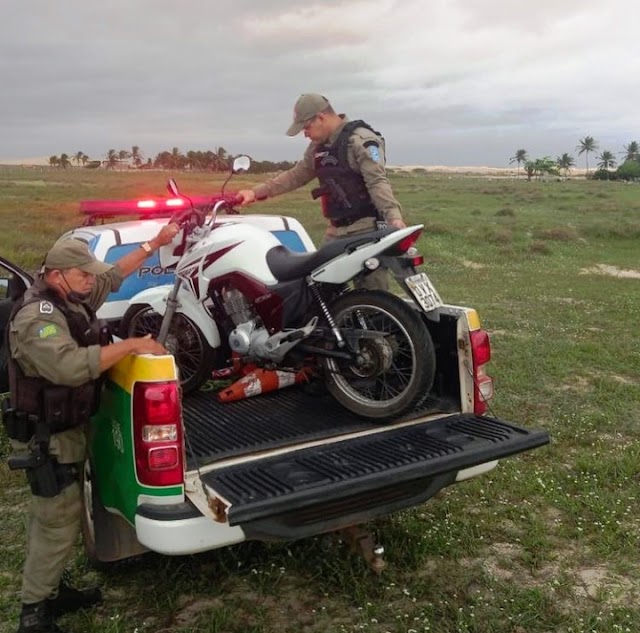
[127,286,221,349]
[310,225,424,284]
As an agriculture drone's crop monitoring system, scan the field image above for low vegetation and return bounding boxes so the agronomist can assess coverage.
[1,168,639,632]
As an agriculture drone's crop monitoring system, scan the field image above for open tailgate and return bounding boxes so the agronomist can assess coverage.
[199,414,549,538]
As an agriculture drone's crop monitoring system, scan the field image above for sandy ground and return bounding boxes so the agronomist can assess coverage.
[389,164,589,177]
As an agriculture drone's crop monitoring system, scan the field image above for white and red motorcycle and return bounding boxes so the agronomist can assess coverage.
[121,157,443,420]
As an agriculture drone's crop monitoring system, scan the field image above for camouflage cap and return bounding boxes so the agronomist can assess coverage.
[44,239,112,274]
[286,93,331,136]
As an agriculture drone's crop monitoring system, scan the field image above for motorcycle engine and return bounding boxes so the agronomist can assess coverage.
[222,288,269,357]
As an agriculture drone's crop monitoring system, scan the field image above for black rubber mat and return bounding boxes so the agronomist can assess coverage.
[182,385,448,467]
[199,413,550,524]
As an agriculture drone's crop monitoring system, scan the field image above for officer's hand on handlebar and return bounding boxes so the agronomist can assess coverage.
[168,207,196,227]
[155,222,180,245]
[236,189,256,207]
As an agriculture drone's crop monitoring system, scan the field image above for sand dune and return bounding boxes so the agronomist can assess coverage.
[0,156,589,176]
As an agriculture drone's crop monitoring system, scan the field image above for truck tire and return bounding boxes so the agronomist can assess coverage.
[120,303,217,394]
[80,460,146,565]
[322,290,436,421]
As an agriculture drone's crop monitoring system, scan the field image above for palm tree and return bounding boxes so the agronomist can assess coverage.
[131,145,143,168]
[576,136,598,174]
[170,147,184,170]
[74,151,85,166]
[59,153,71,169]
[556,153,575,177]
[49,155,60,168]
[509,149,528,178]
[106,149,118,169]
[596,150,616,178]
[118,149,131,162]
[621,141,639,162]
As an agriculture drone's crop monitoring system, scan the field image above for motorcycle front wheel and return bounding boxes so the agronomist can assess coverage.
[322,290,435,420]
[120,304,216,394]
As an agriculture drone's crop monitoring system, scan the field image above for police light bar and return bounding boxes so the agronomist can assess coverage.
[79,194,237,225]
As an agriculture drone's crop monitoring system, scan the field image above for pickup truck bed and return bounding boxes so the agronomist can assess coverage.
[182,387,459,467]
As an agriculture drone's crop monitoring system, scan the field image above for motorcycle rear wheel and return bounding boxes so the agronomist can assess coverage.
[120,304,216,394]
[322,290,435,420]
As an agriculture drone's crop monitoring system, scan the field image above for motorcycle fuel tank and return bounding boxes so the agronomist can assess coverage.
[175,223,282,300]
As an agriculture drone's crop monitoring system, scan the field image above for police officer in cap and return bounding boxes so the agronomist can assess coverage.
[5,223,178,633]
[237,93,406,290]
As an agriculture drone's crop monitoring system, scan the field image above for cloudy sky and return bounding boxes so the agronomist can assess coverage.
[1,0,637,166]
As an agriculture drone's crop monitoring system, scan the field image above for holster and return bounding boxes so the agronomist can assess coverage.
[7,413,78,497]
[9,451,78,498]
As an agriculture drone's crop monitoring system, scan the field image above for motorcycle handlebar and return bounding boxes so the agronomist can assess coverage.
[168,193,242,228]
[168,207,199,227]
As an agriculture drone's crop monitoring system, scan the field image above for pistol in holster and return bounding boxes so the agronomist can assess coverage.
[4,400,76,498]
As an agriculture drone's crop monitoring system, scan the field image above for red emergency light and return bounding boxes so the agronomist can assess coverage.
[79,194,237,225]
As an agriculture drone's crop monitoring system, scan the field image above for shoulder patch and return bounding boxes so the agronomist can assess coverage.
[38,324,58,339]
[39,300,54,315]
[365,142,381,163]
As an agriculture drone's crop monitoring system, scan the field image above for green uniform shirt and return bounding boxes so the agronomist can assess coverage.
[9,267,123,463]
[253,116,403,223]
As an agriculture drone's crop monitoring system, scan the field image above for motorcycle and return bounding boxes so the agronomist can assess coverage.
[121,156,444,420]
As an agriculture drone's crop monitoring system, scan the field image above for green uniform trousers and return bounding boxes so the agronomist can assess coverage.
[322,217,390,291]
[22,480,82,604]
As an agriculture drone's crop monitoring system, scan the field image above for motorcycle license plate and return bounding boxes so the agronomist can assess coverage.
[405,273,443,312]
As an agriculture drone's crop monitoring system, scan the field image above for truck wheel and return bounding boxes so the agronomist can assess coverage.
[80,460,146,565]
[120,304,216,394]
[322,290,435,421]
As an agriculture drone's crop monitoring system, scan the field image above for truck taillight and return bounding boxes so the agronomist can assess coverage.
[470,330,494,415]
[133,382,184,486]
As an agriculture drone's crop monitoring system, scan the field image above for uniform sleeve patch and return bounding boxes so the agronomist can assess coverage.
[39,301,54,315]
[363,140,381,163]
[38,324,58,339]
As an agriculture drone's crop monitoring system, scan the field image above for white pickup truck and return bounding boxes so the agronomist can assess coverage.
[0,198,549,567]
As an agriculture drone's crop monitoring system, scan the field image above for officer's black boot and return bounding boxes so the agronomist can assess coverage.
[47,581,102,618]
[16,601,65,633]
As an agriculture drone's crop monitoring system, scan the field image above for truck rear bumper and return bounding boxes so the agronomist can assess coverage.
[133,463,499,554]
[135,502,245,554]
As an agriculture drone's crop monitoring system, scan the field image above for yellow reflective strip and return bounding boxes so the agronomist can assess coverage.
[466,309,481,331]
[108,354,178,395]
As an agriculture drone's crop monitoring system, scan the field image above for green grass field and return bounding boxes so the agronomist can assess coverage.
[1,167,639,633]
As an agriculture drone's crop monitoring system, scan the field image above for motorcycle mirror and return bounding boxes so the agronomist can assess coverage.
[167,178,180,197]
[232,155,251,173]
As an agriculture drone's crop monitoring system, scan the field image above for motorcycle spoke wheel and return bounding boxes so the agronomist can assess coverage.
[323,291,435,420]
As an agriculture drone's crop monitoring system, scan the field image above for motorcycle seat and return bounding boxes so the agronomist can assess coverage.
[266,227,398,282]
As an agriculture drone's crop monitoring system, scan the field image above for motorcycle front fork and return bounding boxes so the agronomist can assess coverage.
[157,278,183,345]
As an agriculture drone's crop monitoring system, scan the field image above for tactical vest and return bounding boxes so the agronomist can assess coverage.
[313,119,381,223]
[5,284,109,440]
